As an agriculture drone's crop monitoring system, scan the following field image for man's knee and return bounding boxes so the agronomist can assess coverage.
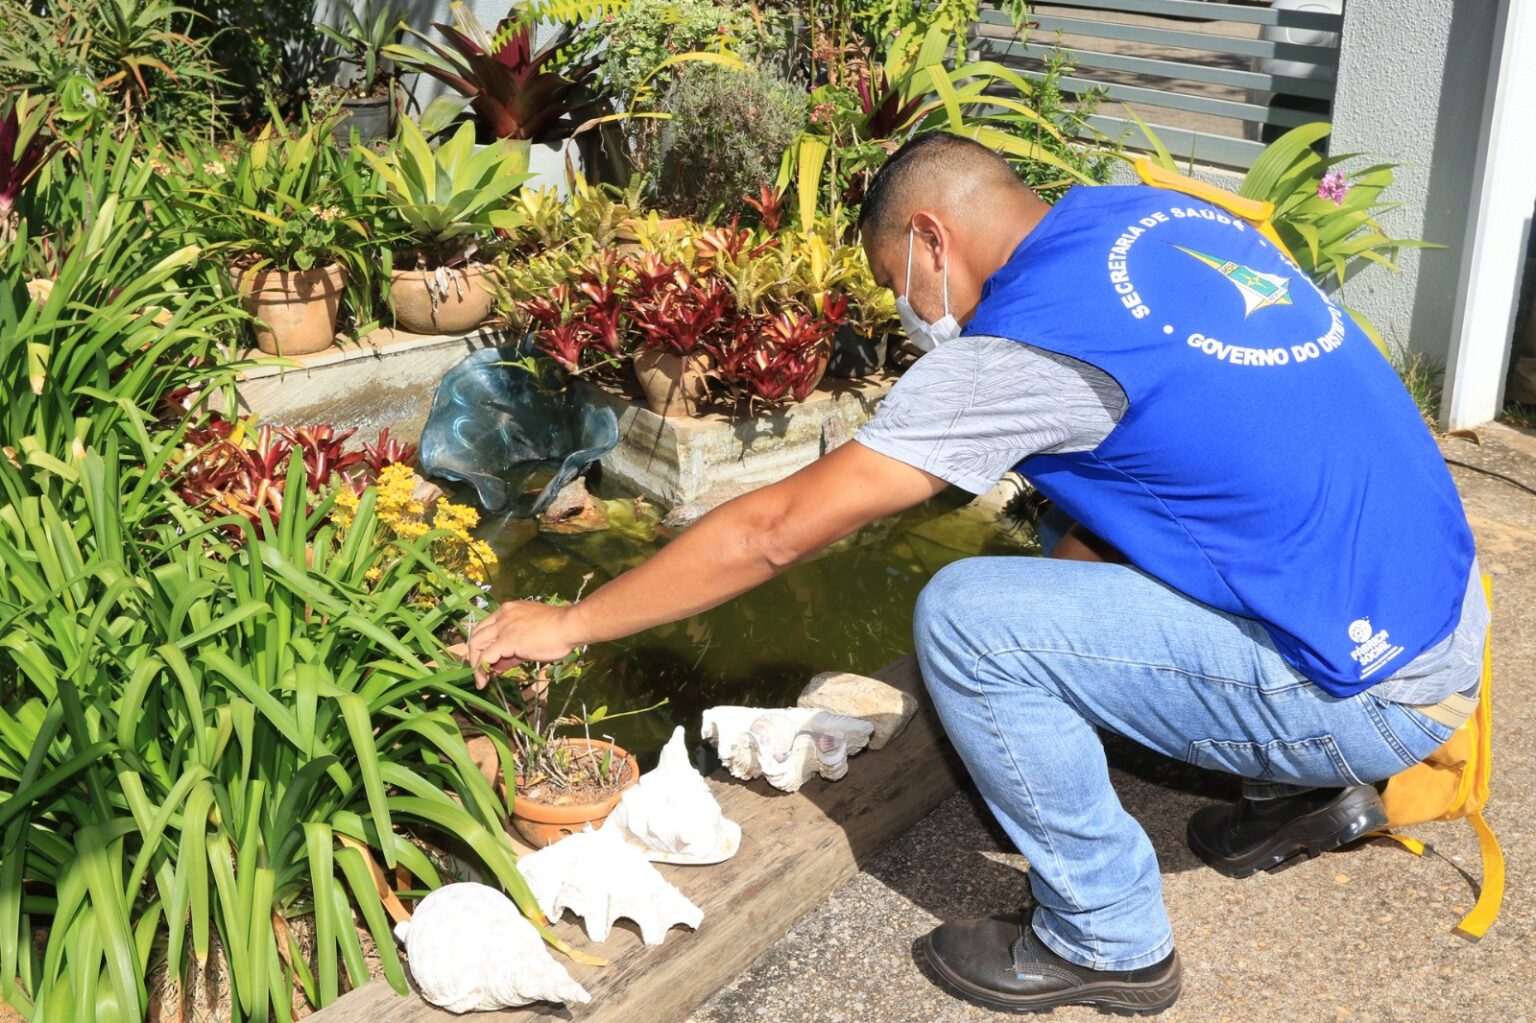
[914,558,1007,667]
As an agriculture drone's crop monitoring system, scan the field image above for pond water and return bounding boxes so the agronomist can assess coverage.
[477,481,1038,764]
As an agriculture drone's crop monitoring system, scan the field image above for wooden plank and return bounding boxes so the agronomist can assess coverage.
[313,655,963,1022]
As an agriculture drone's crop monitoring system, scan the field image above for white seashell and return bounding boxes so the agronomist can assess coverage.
[603,726,742,864]
[700,707,875,793]
[519,826,704,945]
[393,882,591,1013]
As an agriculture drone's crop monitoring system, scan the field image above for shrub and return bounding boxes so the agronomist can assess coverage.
[649,62,805,220]
[588,0,757,100]
[0,0,226,139]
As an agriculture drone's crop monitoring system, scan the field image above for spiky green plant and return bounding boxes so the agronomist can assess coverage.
[0,442,590,1022]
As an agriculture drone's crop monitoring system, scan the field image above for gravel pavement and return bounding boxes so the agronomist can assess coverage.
[691,423,1536,1023]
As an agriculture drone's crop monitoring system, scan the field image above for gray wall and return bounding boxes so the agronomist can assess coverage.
[1328,0,1501,362]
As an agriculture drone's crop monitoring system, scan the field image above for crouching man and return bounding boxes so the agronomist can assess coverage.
[467,133,1486,1015]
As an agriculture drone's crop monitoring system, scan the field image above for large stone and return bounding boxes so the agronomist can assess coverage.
[659,483,758,534]
[540,477,610,533]
[820,415,852,454]
[797,671,918,751]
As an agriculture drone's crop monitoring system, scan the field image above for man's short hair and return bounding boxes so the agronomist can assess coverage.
[857,131,1024,244]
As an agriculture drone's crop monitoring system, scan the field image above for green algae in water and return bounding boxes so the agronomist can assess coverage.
[480,488,1037,761]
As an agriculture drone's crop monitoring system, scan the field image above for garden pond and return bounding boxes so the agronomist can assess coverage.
[474,478,1038,764]
[466,473,1038,761]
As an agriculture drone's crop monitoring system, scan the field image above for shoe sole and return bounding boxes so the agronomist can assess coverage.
[917,935,1182,1016]
[1186,788,1388,879]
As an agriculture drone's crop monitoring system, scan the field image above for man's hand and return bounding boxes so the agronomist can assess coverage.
[465,600,580,689]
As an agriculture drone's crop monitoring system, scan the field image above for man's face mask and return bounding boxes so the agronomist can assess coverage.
[895,225,961,352]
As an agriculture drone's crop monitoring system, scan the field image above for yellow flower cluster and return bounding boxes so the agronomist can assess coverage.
[331,484,360,528]
[329,463,498,591]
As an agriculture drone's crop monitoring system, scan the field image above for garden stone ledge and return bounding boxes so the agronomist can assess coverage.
[231,325,514,444]
[232,327,903,512]
[574,372,897,507]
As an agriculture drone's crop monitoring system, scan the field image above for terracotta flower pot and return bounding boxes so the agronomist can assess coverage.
[509,738,641,848]
[233,262,347,356]
[801,343,832,398]
[389,261,498,335]
[633,348,712,417]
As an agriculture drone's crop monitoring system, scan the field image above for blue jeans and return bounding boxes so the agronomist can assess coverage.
[912,549,1456,971]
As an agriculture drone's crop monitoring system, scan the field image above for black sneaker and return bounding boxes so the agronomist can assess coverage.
[1186,783,1388,878]
[917,908,1181,1016]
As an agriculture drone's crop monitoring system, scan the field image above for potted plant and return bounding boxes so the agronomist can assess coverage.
[317,0,407,144]
[473,644,650,848]
[823,232,898,378]
[361,116,529,334]
[626,251,729,417]
[385,1,610,184]
[509,208,852,414]
[172,116,373,356]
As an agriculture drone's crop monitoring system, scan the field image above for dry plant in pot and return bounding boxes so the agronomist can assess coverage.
[361,117,529,334]
[470,620,662,848]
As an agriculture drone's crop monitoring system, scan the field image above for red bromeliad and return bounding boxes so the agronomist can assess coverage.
[518,230,850,404]
[743,185,787,234]
[394,6,605,143]
[278,424,365,483]
[362,427,419,475]
[172,418,423,535]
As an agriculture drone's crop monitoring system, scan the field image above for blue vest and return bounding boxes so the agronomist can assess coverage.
[965,185,1474,696]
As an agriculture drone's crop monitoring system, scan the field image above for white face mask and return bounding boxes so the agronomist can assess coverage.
[895,226,961,352]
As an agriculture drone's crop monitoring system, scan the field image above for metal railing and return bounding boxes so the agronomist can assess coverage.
[973,0,1346,169]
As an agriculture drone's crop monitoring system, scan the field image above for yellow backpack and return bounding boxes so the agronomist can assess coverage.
[1374,575,1502,940]
[1135,158,1505,939]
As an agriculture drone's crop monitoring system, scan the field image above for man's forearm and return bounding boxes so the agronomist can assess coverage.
[464,443,950,684]
[560,489,794,645]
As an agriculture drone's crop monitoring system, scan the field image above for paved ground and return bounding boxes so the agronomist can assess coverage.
[691,422,1536,1023]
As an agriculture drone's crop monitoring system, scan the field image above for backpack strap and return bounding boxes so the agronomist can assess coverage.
[1455,810,1505,940]
[1370,575,1503,939]
[1455,576,1503,940]
[1132,157,1294,258]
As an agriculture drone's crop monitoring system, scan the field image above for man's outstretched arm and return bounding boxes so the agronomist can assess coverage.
[463,440,949,686]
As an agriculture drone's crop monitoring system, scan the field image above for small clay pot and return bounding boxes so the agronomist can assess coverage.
[633,348,713,417]
[510,738,641,848]
[233,262,347,356]
[389,261,497,335]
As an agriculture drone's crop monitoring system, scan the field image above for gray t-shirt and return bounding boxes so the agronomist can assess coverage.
[857,335,1485,704]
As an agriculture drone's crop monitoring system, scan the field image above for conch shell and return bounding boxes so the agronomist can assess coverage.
[393,882,591,1012]
[603,726,741,864]
[700,707,874,793]
[519,826,704,945]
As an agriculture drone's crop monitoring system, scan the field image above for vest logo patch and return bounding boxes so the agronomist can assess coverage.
[1172,245,1293,317]
[1348,617,1406,678]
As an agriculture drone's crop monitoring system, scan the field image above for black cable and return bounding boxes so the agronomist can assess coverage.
[1443,456,1536,499]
